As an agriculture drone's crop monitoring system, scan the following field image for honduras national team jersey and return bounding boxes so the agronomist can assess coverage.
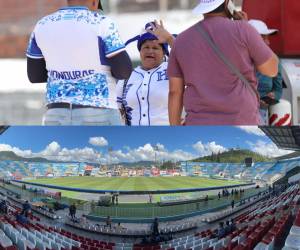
[117,62,169,126]
[26,6,126,109]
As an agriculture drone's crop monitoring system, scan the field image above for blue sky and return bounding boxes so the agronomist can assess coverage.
[0,126,292,163]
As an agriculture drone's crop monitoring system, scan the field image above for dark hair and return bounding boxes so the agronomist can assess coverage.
[98,1,103,10]
[208,3,226,14]
[140,39,164,51]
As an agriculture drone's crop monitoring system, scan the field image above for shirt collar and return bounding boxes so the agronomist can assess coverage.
[59,6,89,11]
[136,63,164,74]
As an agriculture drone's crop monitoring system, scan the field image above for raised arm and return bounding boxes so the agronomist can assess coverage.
[149,20,175,48]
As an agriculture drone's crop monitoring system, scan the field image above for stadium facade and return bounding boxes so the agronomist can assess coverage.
[181,157,300,184]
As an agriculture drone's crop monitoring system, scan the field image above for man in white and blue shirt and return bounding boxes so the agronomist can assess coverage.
[27,0,132,125]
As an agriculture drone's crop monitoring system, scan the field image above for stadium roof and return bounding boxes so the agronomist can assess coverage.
[0,126,9,135]
[260,126,300,151]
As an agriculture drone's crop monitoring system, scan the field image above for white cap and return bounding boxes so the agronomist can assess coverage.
[193,0,225,15]
[248,19,278,35]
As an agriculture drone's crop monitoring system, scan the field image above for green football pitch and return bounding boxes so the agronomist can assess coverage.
[28,176,243,191]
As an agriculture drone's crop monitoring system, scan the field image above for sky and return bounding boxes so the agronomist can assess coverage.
[0,126,293,164]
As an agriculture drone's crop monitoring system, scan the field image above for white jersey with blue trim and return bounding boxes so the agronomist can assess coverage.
[26,6,126,109]
[117,62,169,126]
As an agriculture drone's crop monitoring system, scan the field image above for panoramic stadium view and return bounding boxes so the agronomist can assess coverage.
[0,126,300,250]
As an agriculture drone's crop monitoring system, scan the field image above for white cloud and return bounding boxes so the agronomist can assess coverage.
[237,126,265,136]
[247,140,294,158]
[0,141,195,164]
[0,144,33,158]
[40,141,61,156]
[193,141,227,156]
[107,143,195,163]
[89,137,108,147]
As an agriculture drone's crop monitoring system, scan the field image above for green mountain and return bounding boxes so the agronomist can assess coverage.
[118,161,155,168]
[192,149,272,163]
[0,151,52,162]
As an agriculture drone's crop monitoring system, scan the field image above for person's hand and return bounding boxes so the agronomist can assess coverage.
[267,92,275,99]
[148,20,174,46]
[260,100,269,109]
[233,11,248,21]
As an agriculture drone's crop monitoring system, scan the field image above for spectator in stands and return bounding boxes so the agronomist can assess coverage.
[106,216,112,229]
[69,203,76,220]
[21,200,31,216]
[230,219,237,232]
[111,194,115,205]
[16,212,28,224]
[218,192,221,200]
[225,220,231,235]
[26,0,132,126]
[205,195,209,202]
[152,217,159,236]
[117,20,175,126]
[149,194,153,203]
[116,194,119,205]
[217,222,226,239]
[168,0,278,125]
[231,200,235,209]
[80,214,87,225]
[91,200,96,211]
[116,222,125,231]
[0,197,8,214]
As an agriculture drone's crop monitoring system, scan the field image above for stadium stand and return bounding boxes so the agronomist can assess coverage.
[0,181,298,250]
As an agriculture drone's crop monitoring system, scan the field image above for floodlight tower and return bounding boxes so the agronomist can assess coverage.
[108,147,113,168]
[153,145,159,167]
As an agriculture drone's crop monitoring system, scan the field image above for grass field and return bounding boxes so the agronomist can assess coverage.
[28,176,243,191]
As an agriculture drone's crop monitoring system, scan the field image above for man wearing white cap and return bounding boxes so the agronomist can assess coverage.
[249,19,283,125]
[168,0,279,125]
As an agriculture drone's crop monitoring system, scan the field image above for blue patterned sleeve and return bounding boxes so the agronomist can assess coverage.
[101,17,125,58]
[116,80,125,109]
[26,31,44,59]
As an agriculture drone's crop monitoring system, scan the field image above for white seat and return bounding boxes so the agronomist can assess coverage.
[175,245,185,250]
[202,241,210,249]
[10,230,19,244]
[0,221,6,230]
[17,235,26,250]
[285,234,300,249]
[254,242,269,250]
[0,235,13,248]
[213,241,223,250]
[290,225,300,236]
[36,239,46,250]
[238,234,247,245]
[193,244,203,250]
[282,247,297,250]
[3,224,11,238]
[35,231,42,239]
[51,241,61,250]
[43,236,50,245]
[64,237,72,244]
[55,237,62,244]
[27,233,36,245]
[62,241,72,249]
[72,240,81,247]
[186,242,194,249]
